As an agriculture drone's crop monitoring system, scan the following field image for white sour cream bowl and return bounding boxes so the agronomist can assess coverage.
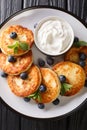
[34,16,74,56]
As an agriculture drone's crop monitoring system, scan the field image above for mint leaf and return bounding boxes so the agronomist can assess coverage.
[8,41,19,53]
[8,44,16,48]
[61,83,72,96]
[32,94,38,100]
[37,93,41,102]
[28,91,38,98]
[28,89,41,102]
[61,84,65,96]
[14,47,18,54]
[73,41,87,47]
[19,42,29,51]
[63,83,72,91]
[8,41,29,54]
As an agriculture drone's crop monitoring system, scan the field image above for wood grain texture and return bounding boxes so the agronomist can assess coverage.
[67,102,87,130]
[0,0,87,130]
[6,109,21,130]
[23,0,66,9]
[0,100,2,129]
[67,0,87,22]
[0,0,22,23]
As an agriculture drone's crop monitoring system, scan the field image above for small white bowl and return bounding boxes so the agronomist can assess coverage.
[34,16,74,56]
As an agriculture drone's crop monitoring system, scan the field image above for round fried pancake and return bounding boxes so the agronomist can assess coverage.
[40,68,61,103]
[53,61,86,96]
[0,50,33,75]
[65,46,87,76]
[7,65,42,97]
[0,25,34,56]
[64,47,80,63]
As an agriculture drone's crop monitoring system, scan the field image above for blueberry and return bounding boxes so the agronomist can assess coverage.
[38,103,45,109]
[59,75,66,83]
[39,85,46,92]
[38,58,45,67]
[46,56,54,65]
[74,37,79,42]
[79,61,86,67]
[79,53,86,60]
[52,98,60,105]
[0,71,8,78]
[8,55,16,62]
[34,23,38,28]
[24,97,31,102]
[20,72,28,80]
[10,32,17,39]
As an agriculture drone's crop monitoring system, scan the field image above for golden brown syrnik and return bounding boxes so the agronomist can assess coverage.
[65,46,87,77]
[39,68,61,103]
[53,61,86,96]
[0,25,34,56]
[0,50,33,75]
[7,65,42,97]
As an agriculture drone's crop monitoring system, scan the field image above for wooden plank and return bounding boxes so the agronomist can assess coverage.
[6,109,21,130]
[1,103,7,130]
[49,0,67,9]
[23,0,67,9]
[21,117,69,130]
[67,101,87,130]
[1,101,20,130]
[0,0,22,23]
[67,0,87,22]
[23,0,49,8]
[0,99,2,130]
[0,99,21,130]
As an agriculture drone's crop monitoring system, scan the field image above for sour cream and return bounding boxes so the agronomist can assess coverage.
[35,17,74,56]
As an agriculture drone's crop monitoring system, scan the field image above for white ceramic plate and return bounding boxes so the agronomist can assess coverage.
[0,7,87,119]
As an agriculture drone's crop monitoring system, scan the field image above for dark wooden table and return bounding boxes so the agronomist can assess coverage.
[0,0,87,130]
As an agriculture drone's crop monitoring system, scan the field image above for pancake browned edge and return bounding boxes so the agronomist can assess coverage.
[7,65,42,97]
[64,46,87,77]
[64,47,80,63]
[40,68,61,103]
[0,50,33,75]
[80,46,87,76]
[0,25,34,56]
[53,61,86,96]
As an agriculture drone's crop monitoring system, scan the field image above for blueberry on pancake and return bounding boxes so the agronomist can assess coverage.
[53,61,86,96]
[65,46,87,77]
[39,68,61,103]
[0,25,34,56]
[64,47,80,63]
[7,65,42,97]
[0,50,33,75]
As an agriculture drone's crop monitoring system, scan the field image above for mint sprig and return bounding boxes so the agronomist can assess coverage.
[28,90,41,102]
[73,41,87,48]
[19,42,30,51]
[8,41,30,54]
[61,83,72,96]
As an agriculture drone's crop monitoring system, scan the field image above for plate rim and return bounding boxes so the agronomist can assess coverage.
[0,5,87,120]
